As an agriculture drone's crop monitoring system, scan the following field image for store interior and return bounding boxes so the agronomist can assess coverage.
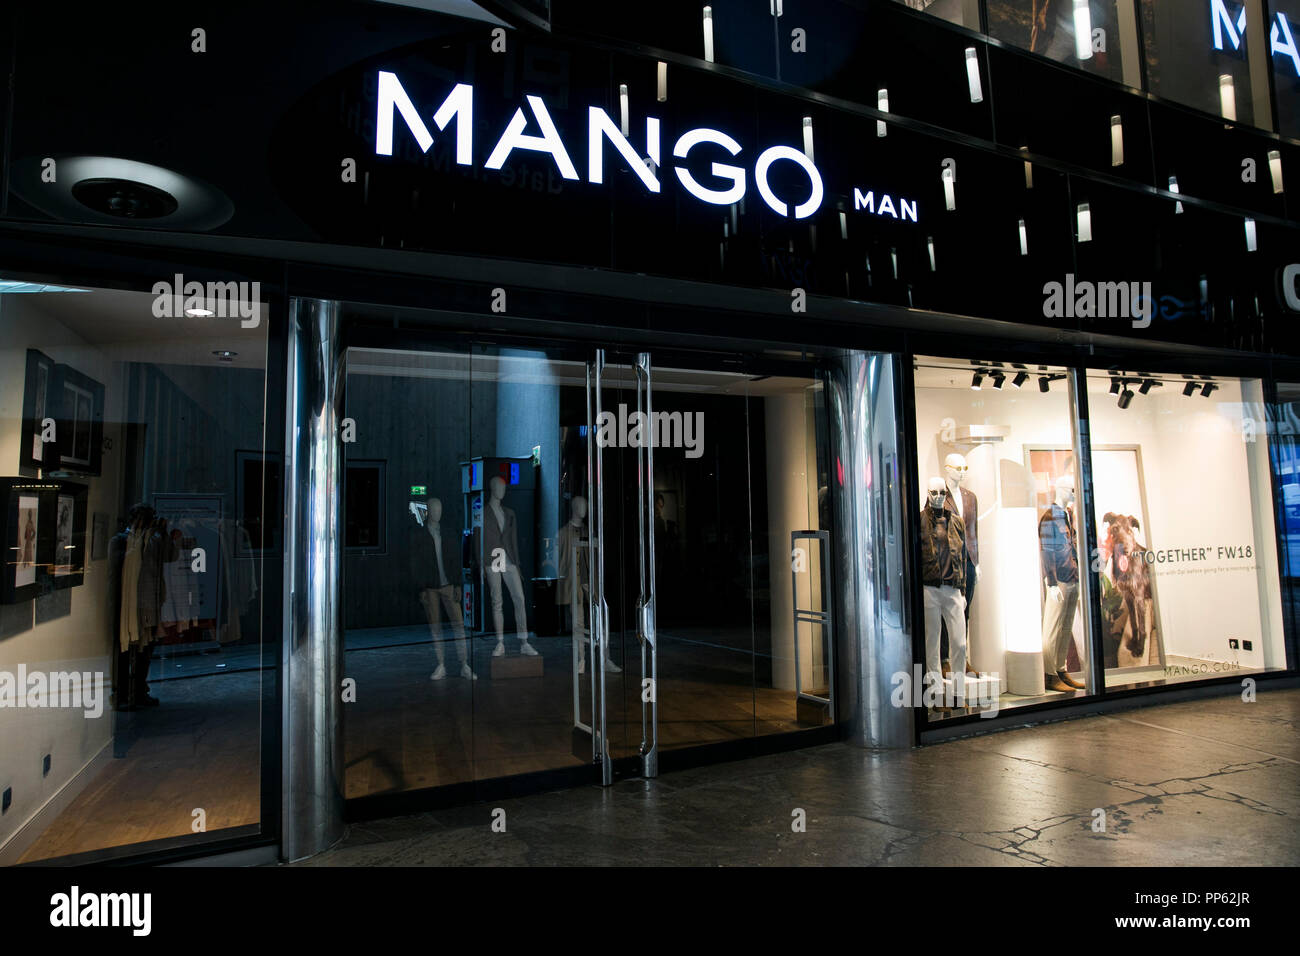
[914,356,1288,720]
[0,282,269,863]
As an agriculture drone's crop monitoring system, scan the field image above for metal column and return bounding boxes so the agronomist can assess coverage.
[281,297,346,861]
[828,351,913,749]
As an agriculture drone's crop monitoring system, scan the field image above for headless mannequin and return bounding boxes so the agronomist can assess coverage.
[484,476,538,657]
[921,476,968,706]
[1040,475,1085,691]
[557,496,620,676]
[417,497,475,681]
[942,452,980,676]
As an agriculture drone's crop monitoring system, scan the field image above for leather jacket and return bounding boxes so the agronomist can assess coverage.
[920,505,966,589]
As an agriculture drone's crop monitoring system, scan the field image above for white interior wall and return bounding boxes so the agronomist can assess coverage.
[0,296,121,851]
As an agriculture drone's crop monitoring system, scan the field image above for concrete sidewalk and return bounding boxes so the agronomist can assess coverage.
[300,689,1300,866]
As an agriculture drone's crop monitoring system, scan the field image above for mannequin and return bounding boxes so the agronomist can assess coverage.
[555,496,620,675]
[942,452,979,676]
[1039,475,1085,691]
[920,476,968,704]
[415,497,475,681]
[482,476,538,657]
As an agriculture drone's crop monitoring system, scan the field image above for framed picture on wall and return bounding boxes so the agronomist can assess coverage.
[50,364,105,476]
[0,478,57,603]
[19,349,55,471]
[50,481,88,589]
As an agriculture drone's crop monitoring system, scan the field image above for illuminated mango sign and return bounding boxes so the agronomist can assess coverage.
[375,71,855,221]
[1211,0,1300,76]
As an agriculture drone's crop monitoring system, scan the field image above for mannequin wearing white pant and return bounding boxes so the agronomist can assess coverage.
[920,476,969,706]
[411,497,476,681]
[924,585,967,696]
[487,562,534,656]
[484,476,538,657]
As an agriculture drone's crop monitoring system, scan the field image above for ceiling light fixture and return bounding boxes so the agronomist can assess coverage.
[1012,371,1029,389]
[971,372,983,390]
[1117,388,1134,409]
[1202,382,1217,398]
[1183,381,1198,396]
[991,372,1006,389]
[1038,376,1051,393]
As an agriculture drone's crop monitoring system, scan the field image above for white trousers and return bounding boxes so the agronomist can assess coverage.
[486,563,528,645]
[1042,581,1079,673]
[923,585,967,687]
[420,584,467,664]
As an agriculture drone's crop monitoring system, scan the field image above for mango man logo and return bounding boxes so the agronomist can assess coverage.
[374,71,824,219]
[1280,263,1300,312]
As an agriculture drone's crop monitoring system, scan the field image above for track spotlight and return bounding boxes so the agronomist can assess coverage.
[991,372,1006,389]
[1012,371,1029,389]
[1109,377,1122,395]
[1139,379,1157,395]
[1202,382,1217,397]
[1183,382,1198,396]
[971,372,983,390]
[1118,389,1134,409]
[1038,376,1051,393]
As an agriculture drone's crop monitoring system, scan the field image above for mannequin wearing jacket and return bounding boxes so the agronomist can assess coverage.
[416,496,475,681]
[920,477,968,702]
[556,496,620,675]
[1039,475,1085,692]
[941,452,979,676]
[481,476,537,657]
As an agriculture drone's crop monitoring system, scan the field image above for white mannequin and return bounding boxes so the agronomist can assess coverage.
[922,476,968,706]
[944,453,979,584]
[557,495,621,676]
[417,496,476,681]
[944,452,980,678]
[484,476,538,657]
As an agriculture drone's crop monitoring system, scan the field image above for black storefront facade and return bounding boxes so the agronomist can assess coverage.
[0,0,1297,866]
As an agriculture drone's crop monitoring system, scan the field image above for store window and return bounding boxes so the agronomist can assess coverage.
[987,0,1136,86]
[0,276,271,863]
[1140,0,1261,125]
[1085,371,1287,689]
[893,0,982,30]
[913,357,1091,720]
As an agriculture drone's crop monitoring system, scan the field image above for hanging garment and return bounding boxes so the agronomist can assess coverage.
[119,528,147,652]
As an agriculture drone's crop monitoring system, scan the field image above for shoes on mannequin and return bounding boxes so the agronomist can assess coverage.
[1057,669,1084,690]
[603,657,622,673]
[430,663,447,681]
[492,641,505,657]
[520,640,539,657]
[1044,673,1071,692]
[461,662,478,681]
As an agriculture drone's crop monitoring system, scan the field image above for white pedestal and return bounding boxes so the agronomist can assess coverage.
[1006,650,1045,696]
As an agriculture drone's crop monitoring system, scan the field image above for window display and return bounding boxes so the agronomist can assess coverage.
[0,279,270,863]
[1085,371,1287,687]
[913,357,1091,717]
[988,0,1134,86]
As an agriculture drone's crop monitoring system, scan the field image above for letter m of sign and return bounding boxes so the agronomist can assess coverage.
[1213,0,1247,52]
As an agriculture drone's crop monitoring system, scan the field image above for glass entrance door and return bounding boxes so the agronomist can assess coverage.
[340,328,834,804]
